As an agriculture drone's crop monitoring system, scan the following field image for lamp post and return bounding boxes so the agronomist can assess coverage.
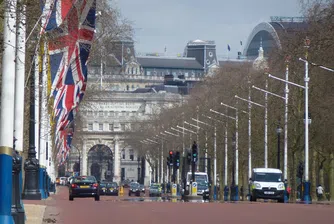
[235,95,266,167]
[231,134,237,201]
[22,64,42,200]
[210,108,237,201]
[276,121,283,170]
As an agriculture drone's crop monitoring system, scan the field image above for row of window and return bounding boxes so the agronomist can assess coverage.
[87,123,131,131]
[85,111,143,117]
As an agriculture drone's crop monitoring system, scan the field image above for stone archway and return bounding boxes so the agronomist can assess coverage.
[87,144,113,181]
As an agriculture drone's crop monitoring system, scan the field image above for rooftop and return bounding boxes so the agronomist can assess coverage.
[137,56,203,70]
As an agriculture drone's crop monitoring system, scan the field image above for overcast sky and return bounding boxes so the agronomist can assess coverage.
[113,0,302,59]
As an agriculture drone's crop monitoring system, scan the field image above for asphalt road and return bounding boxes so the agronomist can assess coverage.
[41,186,334,224]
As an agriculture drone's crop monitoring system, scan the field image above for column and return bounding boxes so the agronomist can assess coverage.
[82,142,88,176]
[113,137,120,183]
[144,159,151,186]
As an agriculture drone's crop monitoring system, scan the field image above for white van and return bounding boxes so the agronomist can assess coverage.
[249,168,285,203]
[183,172,210,200]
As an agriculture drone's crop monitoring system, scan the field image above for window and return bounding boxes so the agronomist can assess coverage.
[129,149,134,161]
[99,111,103,116]
[121,124,125,131]
[88,123,93,131]
[146,71,151,76]
[109,124,113,131]
[99,124,103,131]
[122,149,125,159]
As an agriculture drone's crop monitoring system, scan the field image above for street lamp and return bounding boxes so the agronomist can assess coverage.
[22,66,41,200]
[276,121,283,170]
[231,134,237,201]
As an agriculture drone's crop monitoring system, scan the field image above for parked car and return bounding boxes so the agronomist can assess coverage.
[128,182,141,196]
[107,182,119,196]
[69,176,100,201]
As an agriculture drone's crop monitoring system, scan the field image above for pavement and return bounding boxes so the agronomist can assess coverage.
[22,186,334,224]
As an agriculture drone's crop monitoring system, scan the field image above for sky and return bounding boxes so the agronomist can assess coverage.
[112,0,302,59]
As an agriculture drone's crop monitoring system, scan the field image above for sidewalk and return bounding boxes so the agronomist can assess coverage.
[23,187,59,224]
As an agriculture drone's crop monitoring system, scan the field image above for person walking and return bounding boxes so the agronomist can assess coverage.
[316,184,324,201]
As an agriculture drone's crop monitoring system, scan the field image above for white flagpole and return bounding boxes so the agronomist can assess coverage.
[14,1,26,153]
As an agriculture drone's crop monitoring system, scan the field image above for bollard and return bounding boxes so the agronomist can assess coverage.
[213,186,217,200]
[284,182,288,203]
[11,150,25,224]
[171,184,177,197]
[224,185,229,201]
[39,167,46,199]
[119,186,124,196]
[47,176,51,197]
[19,159,26,221]
[0,147,14,224]
[44,171,48,198]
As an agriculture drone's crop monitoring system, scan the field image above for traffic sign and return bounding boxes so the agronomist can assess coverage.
[172,184,177,196]
[191,182,198,196]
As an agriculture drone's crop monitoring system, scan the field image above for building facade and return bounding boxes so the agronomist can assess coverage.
[67,39,219,185]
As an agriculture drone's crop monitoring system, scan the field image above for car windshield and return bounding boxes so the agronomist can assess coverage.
[108,183,118,187]
[150,186,159,189]
[130,183,139,188]
[74,176,96,183]
[140,185,144,188]
[100,183,107,187]
[254,173,282,182]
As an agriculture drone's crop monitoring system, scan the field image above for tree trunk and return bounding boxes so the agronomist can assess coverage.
[330,152,334,201]
[311,149,317,201]
[290,151,297,201]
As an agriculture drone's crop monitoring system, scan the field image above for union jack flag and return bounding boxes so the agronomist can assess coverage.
[45,0,96,162]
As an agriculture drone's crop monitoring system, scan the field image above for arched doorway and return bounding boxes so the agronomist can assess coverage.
[73,162,80,173]
[58,165,65,177]
[87,144,113,181]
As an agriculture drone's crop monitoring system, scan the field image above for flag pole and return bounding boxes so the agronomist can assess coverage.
[0,0,17,223]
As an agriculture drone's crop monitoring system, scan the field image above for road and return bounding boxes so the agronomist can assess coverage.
[40,186,334,224]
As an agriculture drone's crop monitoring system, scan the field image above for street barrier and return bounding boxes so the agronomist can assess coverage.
[119,186,124,196]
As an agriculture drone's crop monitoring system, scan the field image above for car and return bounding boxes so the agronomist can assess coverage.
[149,185,161,197]
[128,182,141,196]
[99,183,108,195]
[249,168,285,203]
[106,182,119,196]
[139,184,145,194]
[69,176,100,201]
[55,177,60,185]
[59,177,67,185]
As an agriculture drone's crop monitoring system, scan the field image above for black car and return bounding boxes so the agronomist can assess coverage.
[99,183,108,195]
[69,176,100,201]
[128,182,140,196]
[139,184,145,194]
[107,182,119,196]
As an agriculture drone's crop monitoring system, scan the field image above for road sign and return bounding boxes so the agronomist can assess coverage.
[191,182,198,196]
[172,184,177,196]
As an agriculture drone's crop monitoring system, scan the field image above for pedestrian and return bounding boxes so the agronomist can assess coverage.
[316,184,324,201]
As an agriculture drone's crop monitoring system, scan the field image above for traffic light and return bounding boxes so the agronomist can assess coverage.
[192,142,198,163]
[297,162,304,178]
[169,151,174,166]
[187,151,192,164]
[175,151,180,169]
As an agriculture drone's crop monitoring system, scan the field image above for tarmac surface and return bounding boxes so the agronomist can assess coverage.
[23,186,334,224]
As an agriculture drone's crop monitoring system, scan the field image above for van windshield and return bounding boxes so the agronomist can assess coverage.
[254,172,282,182]
[187,174,208,183]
